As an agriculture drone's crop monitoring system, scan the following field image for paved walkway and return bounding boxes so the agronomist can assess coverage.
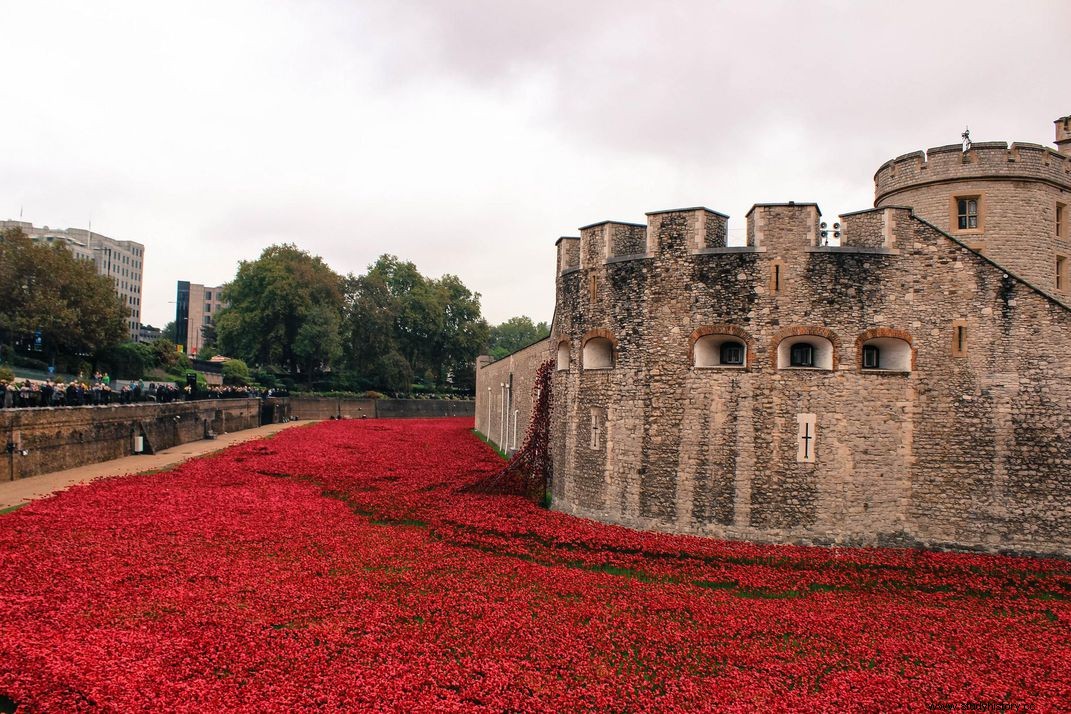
[0,420,315,511]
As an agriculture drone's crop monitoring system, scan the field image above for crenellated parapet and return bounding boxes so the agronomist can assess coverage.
[560,208,734,274]
[875,141,1071,203]
[555,236,580,274]
[836,206,913,251]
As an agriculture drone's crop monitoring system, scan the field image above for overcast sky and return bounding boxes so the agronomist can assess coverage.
[1,0,1067,329]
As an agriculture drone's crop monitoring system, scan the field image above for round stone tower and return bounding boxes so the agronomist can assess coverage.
[874,116,1071,298]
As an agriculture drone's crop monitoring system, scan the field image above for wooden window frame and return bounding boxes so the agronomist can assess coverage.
[950,194,984,235]
[789,342,815,368]
[862,344,880,369]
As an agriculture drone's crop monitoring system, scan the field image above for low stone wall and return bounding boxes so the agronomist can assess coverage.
[2,399,263,481]
[288,397,474,420]
[374,399,474,419]
[1,397,473,483]
[288,397,375,420]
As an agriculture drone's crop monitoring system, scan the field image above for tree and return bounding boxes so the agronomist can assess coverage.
[96,342,154,380]
[431,274,489,389]
[488,316,550,360]
[215,244,344,375]
[147,338,189,374]
[160,321,178,342]
[221,358,251,386]
[293,302,342,388]
[341,255,489,394]
[0,227,126,363]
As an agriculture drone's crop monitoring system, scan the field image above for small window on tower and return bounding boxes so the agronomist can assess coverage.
[951,320,968,357]
[1058,203,1067,239]
[956,197,979,230]
[720,341,745,365]
[862,344,880,369]
[1057,255,1068,293]
[790,343,815,367]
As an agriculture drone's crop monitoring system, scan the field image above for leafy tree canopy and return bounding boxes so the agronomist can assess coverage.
[0,227,126,361]
[216,244,344,374]
[488,316,550,360]
[221,358,251,386]
[341,255,489,394]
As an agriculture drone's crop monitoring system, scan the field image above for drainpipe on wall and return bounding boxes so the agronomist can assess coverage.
[499,384,505,451]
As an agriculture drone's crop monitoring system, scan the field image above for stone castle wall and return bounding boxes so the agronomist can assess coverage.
[475,339,551,453]
[550,203,1071,557]
[874,141,1071,298]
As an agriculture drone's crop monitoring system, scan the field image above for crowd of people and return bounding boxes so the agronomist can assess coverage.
[0,375,282,410]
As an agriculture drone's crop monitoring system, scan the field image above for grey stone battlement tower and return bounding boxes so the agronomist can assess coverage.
[873,118,1071,298]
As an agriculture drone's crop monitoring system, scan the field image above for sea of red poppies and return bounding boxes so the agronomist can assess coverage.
[1,417,1069,712]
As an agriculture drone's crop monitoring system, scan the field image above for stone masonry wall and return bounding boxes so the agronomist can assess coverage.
[874,141,1071,298]
[476,338,551,453]
[550,203,1071,557]
[1,399,263,480]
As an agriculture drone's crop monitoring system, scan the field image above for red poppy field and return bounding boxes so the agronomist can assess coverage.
[1,418,1069,712]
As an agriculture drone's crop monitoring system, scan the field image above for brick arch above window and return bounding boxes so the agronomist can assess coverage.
[688,324,754,368]
[771,326,841,370]
[580,328,619,349]
[855,327,916,372]
[556,338,571,371]
[581,328,617,370]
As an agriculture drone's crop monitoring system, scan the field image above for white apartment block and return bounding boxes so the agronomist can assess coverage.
[1,220,146,341]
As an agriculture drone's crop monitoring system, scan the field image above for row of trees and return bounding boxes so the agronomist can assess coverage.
[1,228,548,394]
[0,228,126,370]
[213,246,545,395]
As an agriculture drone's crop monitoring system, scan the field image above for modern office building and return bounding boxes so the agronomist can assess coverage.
[175,281,226,357]
[1,220,146,341]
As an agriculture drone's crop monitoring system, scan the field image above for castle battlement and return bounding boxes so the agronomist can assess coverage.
[875,140,1070,203]
[560,208,734,272]
[482,112,1071,559]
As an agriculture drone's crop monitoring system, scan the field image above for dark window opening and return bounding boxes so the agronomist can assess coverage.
[720,341,745,365]
[862,344,880,369]
[790,343,815,367]
[957,198,978,230]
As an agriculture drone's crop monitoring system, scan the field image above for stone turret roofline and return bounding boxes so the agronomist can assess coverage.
[554,236,580,246]
[577,220,646,231]
[874,140,1068,181]
[745,202,821,218]
[644,206,730,219]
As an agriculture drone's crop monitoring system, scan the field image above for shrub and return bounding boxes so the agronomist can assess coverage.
[221,358,251,386]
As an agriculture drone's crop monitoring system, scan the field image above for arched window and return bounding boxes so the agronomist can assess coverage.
[860,337,912,372]
[582,337,614,370]
[777,334,834,370]
[556,341,571,371]
[693,334,747,368]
